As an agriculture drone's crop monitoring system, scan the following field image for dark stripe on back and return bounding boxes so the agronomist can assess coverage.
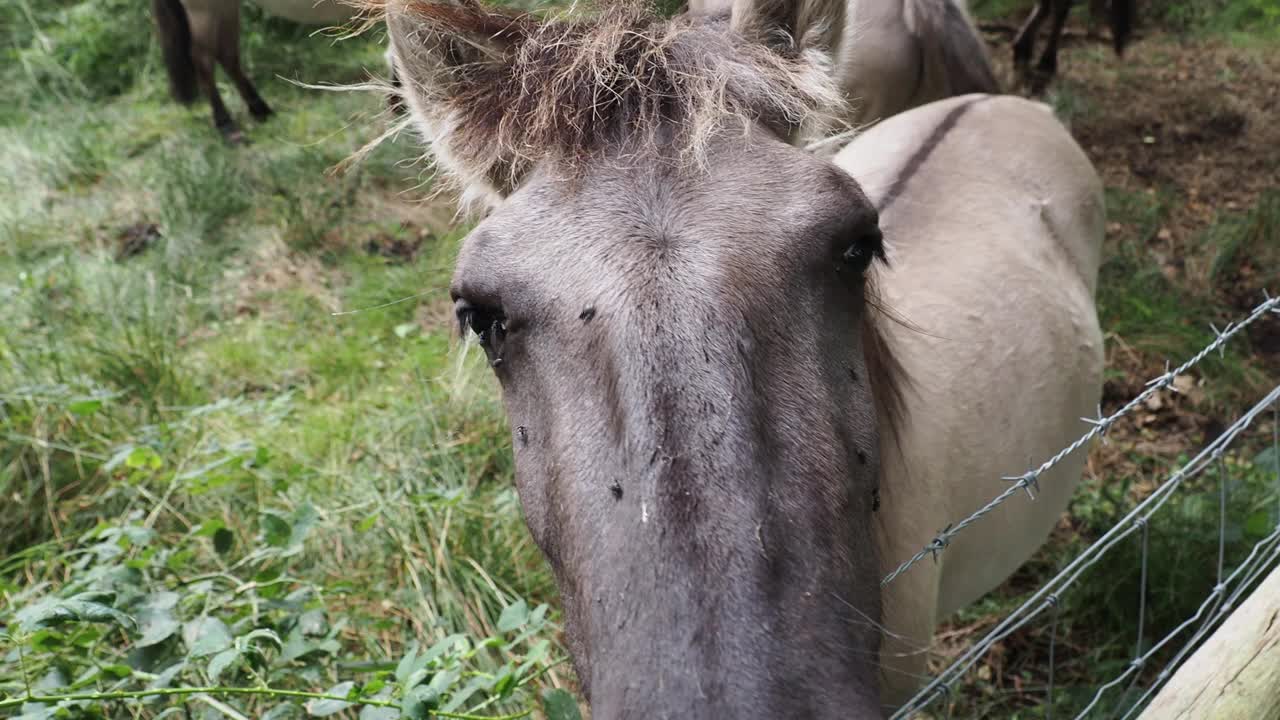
[875,96,987,215]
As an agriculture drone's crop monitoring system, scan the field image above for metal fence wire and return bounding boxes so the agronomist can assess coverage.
[891,293,1280,719]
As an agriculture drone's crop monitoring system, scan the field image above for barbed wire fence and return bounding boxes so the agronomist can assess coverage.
[888,293,1280,719]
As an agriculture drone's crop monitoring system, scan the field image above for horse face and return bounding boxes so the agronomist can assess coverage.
[449,130,891,716]
[383,0,897,714]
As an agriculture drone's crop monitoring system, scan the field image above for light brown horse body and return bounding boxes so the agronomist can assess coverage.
[152,0,358,141]
[379,0,1101,714]
[686,0,999,126]
[835,94,1103,704]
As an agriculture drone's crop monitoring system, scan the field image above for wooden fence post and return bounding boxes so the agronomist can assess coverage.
[1137,563,1280,719]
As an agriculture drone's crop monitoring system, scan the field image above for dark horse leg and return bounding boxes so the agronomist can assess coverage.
[1085,0,1105,40]
[221,52,273,121]
[1032,0,1074,91]
[213,2,273,122]
[1012,0,1052,71]
[193,51,242,142]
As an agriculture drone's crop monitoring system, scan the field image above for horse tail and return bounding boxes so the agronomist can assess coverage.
[1110,0,1135,55]
[906,0,1002,96]
[152,0,198,104]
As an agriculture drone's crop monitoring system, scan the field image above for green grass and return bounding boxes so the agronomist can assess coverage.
[1,1,1276,719]
[0,4,570,718]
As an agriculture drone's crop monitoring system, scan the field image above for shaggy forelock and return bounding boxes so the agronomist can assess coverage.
[362,0,847,208]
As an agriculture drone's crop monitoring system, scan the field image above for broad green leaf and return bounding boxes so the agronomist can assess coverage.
[541,689,583,720]
[491,666,517,698]
[148,662,186,691]
[298,609,327,636]
[420,634,466,666]
[34,667,68,693]
[125,446,163,470]
[360,708,399,720]
[29,630,65,652]
[15,593,135,632]
[261,511,292,548]
[517,640,551,674]
[242,628,284,649]
[425,668,461,696]
[440,675,491,713]
[497,600,529,633]
[289,502,320,548]
[207,648,241,682]
[530,603,549,625]
[306,681,356,717]
[136,592,181,647]
[282,629,317,662]
[362,679,388,696]
[395,642,421,684]
[68,399,102,416]
[184,616,233,657]
[400,685,439,719]
[403,668,431,693]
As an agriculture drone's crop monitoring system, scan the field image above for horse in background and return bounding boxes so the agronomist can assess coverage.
[1013,0,1135,92]
[684,0,1000,127]
[151,0,360,142]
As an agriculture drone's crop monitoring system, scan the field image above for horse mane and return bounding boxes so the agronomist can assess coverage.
[903,0,999,96]
[360,0,845,206]
[863,277,909,450]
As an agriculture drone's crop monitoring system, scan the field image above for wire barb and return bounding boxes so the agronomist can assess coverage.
[1209,322,1233,358]
[1080,404,1112,443]
[927,525,953,562]
[1002,470,1042,500]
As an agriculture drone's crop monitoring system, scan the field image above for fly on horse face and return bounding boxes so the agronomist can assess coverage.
[684,0,1000,126]
[151,0,361,142]
[377,0,1103,714]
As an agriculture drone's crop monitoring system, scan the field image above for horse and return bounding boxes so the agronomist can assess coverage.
[151,0,360,142]
[1012,0,1135,92]
[377,0,1103,714]
[684,0,1000,127]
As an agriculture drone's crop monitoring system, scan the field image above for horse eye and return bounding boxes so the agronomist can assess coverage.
[841,225,885,275]
[454,299,506,346]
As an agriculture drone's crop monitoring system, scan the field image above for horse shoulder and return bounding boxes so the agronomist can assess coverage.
[836,94,1105,700]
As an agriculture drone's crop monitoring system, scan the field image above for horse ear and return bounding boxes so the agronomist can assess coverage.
[728,0,844,55]
[384,0,532,109]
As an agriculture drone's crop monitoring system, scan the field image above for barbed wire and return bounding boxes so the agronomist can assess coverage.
[894,380,1280,718]
[882,293,1280,588]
